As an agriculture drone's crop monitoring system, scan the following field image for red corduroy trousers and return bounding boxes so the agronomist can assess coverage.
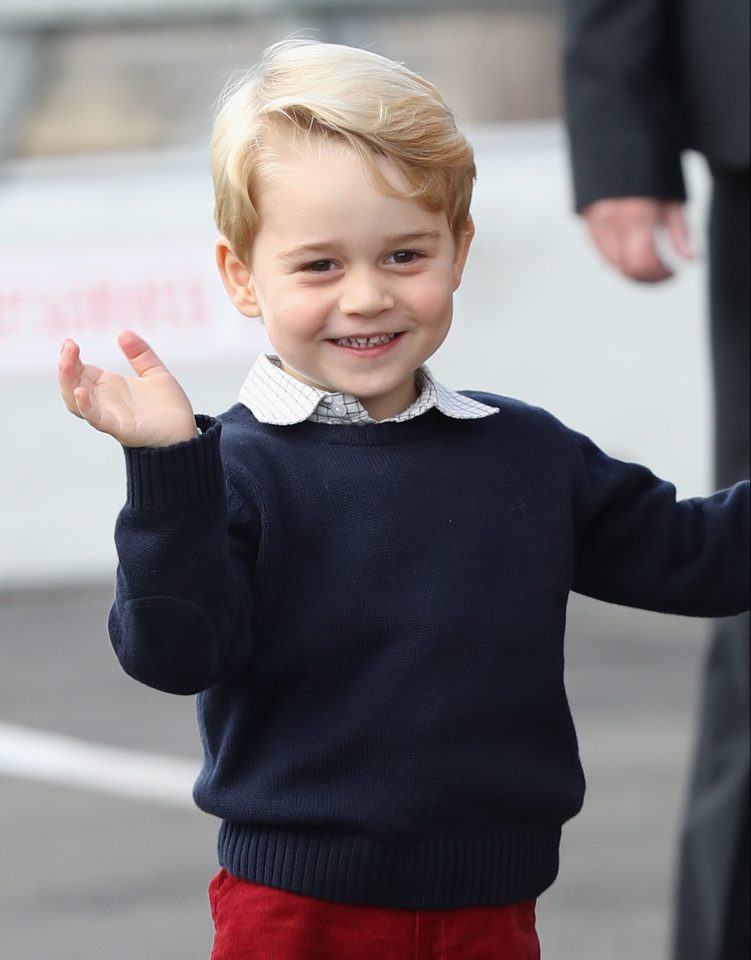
[209,869,541,960]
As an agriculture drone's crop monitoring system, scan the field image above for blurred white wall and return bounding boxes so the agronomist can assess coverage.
[0,122,712,588]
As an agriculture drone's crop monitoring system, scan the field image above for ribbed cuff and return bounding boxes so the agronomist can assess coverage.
[123,415,224,511]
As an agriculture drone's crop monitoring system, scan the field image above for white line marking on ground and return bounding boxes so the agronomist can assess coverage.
[0,722,199,808]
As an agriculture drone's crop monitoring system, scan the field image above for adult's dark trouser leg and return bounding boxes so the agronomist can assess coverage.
[671,166,750,960]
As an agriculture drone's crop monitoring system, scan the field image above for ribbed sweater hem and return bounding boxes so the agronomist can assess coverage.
[217,821,560,909]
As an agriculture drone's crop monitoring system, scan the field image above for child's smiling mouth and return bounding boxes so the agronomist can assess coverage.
[330,332,403,351]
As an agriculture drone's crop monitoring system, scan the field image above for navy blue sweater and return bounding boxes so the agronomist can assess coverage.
[109,393,749,908]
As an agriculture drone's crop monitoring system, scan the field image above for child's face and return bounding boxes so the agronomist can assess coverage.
[220,136,473,421]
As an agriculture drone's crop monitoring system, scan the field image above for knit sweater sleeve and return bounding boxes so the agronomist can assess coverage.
[562,0,686,209]
[107,415,259,695]
[569,429,750,616]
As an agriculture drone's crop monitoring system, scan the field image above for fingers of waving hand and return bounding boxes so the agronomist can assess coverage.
[57,334,197,447]
[58,338,100,419]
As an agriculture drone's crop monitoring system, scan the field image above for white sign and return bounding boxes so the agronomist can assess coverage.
[0,239,268,380]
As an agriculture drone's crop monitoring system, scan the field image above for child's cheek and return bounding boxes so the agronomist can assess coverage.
[411,276,455,319]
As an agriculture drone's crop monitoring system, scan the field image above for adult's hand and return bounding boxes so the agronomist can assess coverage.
[582,197,693,283]
[58,330,197,448]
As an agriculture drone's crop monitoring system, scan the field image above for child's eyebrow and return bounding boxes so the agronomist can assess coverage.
[381,231,443,246]
[278,231,443,262]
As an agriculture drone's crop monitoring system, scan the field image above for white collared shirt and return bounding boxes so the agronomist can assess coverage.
[238,354,498,425]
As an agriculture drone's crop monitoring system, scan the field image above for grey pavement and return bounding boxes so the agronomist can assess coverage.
[1,583,707,959]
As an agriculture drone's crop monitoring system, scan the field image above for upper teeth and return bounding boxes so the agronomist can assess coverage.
[335,334,397,348]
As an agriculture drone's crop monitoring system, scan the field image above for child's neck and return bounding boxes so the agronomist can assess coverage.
[360,379,419,421]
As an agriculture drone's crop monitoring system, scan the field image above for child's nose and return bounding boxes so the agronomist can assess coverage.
[338,269,394,317]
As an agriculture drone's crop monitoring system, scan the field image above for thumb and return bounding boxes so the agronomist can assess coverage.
[664,202,694,260]
[117,329,170,378]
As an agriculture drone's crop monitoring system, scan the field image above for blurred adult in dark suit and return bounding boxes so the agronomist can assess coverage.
[562,2,749,958]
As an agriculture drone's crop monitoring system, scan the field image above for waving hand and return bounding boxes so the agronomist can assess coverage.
[58,330,197,448]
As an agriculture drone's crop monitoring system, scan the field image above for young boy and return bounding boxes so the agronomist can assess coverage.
[58,40,749,960]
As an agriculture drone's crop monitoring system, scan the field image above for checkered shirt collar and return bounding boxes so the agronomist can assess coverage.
[238,354,497,425]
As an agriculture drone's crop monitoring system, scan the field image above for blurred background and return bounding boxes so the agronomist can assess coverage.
[1,1,712,958]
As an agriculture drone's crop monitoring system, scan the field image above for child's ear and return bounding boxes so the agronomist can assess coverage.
[452,216,475,290]
[215,237,261,318]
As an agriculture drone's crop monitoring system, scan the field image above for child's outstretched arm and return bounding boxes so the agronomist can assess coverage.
[58,330,197,448]
[570,430,749,616]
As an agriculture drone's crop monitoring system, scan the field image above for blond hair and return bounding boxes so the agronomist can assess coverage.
[210,39,476,261]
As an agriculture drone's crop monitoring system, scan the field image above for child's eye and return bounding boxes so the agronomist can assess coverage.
[387,250,422,265]
[304,260,338,273]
